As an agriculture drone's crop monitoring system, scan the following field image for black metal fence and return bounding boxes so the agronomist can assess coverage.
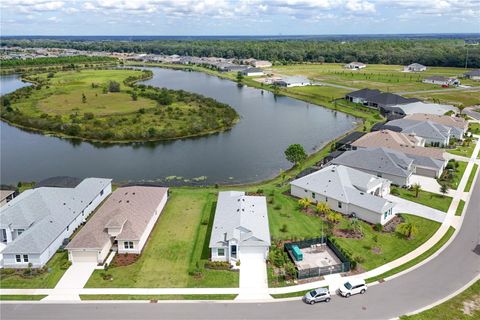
[284,236,351,280]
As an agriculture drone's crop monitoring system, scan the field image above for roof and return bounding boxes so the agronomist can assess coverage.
[37,176,82,188]
[335,131,366,146]
[393,102,458,116]
[352,130,444,160]
[243,67,263,73]
[386,119,450,140]
[209,191,270,248]
[276,76,310,84]
[404,114,468,130]
[331,147,414,178]
[345,88,382,99]
[465,69,480,77]
[0,178,112,254]
[0,190,15,202]
[368,92,419,106]
[67,186,168,249]
[407,63,426,68]
[346,62,366,66]
[290,165,394,213]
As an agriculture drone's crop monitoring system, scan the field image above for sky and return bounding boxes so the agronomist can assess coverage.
[1,0,479,36]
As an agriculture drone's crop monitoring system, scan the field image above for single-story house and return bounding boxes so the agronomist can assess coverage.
[252,60,272,68]
[464,69,480,81]
[422,76,460,86]
[209,191,270,263]
[66,186,168,264]
[331,147,415,187]
[404,113,468,140]
[388,101,458,116]
[290,165,395,225]
[403,63,427,72]
[274,76,311,87]
[345,88,382,104]
[344,62,366,70]
[386,119,451,147]
[345,88,419,108]
[242,67,264,77]
[0,178,112,268]
[0,190,16,207]
[333,131,366,151]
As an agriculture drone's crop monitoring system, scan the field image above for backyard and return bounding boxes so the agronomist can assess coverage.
[391,187,453,212]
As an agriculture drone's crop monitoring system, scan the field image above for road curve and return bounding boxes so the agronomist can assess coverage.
[2,179,479,320]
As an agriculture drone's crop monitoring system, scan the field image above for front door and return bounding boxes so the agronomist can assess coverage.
[231,245,237,259]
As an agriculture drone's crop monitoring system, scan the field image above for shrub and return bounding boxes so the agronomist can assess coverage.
[353,255,365,264]
[205,261,231,270]
[373,223,383,232]
[107,81,121,92]
[280,224,288,233]
[274,204,282,210]
[83,112,94,120]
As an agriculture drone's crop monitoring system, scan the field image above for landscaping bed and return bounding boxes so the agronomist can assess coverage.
[111,253,140,267]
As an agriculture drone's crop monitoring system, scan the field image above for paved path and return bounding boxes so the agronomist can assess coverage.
[385,194,446,222]
[237,250,270,300]
[43,262,97,301]
[465,107,480,120]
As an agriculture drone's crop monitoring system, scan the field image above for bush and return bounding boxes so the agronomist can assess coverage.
[353,255,365,264]
[373,223,383,232]
[60,260,72,270]
[204,261,231,270]
[107,81,120,92]
[274,204,282,210]
[390,188,400,196]
[280,224,288,233]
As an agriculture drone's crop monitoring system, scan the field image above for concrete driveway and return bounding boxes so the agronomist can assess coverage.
[55,262,97,289]
[237,248,270,300]
[385,194,446,223]
[410,175,449,195]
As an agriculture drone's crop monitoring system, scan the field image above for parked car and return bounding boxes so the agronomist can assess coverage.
[303,287,331,304]
[338,279,367,297]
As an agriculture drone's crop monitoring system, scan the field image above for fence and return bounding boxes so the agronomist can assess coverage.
[284,236,351,280]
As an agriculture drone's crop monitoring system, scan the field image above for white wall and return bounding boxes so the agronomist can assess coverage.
[211,246,229,262]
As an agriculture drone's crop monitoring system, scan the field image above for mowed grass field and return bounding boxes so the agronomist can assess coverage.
[405,89,480,107]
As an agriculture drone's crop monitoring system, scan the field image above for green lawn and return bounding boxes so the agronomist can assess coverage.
[405,90,480,107]
[367,227,455,283]
[86,189,238,288]
[456,200,466,216]
[469,123,480,135]
[271,289,315,299]
[391,187,453,212]
[0,251,69,288]
[400,279,479,320]
[465,164,479,192]
[438,160,468,190]
[80,294,237,300]
[0,295,47,300]
[447,142,477,158]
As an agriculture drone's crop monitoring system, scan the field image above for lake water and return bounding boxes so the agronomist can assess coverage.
[0,68,357,185]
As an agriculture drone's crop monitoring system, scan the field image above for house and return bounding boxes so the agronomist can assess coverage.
[274,76,311,87]
[331,147,415,187]
[0,178,111,268]
[209,191,270,263]
[344,62,366,70]
[404,114,468,140]
[422,76,460,86]
[252,60,272,68]
[345,88,419,108]
[464,69,480,80]
[345,88,382,104]
[404,63,427,72]
[0,190,16,207]
[352,130,445,160]
[386,119,451,147]
[290,165,395,225]
[333,131,366,151]
[66,186,168,264]
[388,101,458,116]
[241,67,264,77]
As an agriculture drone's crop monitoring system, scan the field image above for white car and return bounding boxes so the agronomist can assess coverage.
[338,278,367,297]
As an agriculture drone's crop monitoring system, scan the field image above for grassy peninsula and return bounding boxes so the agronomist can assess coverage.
[0,69,239,142]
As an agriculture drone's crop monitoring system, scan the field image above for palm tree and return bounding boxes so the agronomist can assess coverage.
[350,217,363,236]
[396,222,419,239]
[411,183,422,198]
[315,202,330,216]
[298,198,311,210]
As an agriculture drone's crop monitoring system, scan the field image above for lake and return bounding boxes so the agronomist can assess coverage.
[0,68,357,185]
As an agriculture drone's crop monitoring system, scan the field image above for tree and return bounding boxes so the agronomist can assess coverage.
[411,183,421,198]
[107,81,120,92]
[440,183,449,197]
[284,144,307,166]
[350,217,363,236]
[315,202,330,216]
[131,91,138,101]
[236,71,244,83]
[396,222,418,239]
[298,198,311,210]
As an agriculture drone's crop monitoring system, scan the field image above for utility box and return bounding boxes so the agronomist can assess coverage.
[292,245,303,261]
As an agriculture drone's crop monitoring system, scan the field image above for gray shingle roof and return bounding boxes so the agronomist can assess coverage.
[290,165,394,213]
[346,88,382,100]
[0,178,111,254]
[331,147,414,178]
[209,191,270,248]
[387,119,451,140]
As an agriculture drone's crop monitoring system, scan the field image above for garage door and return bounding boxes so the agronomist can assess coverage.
[239,246,268,290]
[70,250,97,263]
[240,246,266,260]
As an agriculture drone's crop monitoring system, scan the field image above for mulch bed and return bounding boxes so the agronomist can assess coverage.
[333,228,364,239]
[383,215,404,233]
[111,253,140,267]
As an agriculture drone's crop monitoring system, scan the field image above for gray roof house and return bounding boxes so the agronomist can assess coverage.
[241,67,264,76]
[274,76,311,87]
[209,191,270,263]
[464,69,480,80]
[404,63,427,72]
[345,88,419,108]
[331,147,415,187]
[290,165,395,225]
[386,119,451,147]
[0,178,112,268]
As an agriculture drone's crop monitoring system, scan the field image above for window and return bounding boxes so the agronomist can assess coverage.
[312,192,315,199]
[66,225,69,231]
[217,248,225,256]
[384,212,388,219]
[15,255,21,263]
[23,255,29,263]
[124,241,134,249]
[338,202,342,209]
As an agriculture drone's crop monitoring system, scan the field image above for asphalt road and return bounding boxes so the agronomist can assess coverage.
[2,179,479,320]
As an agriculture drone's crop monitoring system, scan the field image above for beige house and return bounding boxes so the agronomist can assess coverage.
[0,190,16,207]
[66,186,168,264]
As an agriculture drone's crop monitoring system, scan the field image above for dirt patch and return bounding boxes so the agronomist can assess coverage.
[383,215,404,233]
[372,247,382,255]
[463,294,480,316]
[111,253,140,267]
[333,228,364,239]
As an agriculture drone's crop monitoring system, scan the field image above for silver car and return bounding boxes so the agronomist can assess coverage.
[303,287,331,305]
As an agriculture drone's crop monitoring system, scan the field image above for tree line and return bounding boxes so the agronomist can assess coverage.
[1,38,478,68]
[0,55,115,67]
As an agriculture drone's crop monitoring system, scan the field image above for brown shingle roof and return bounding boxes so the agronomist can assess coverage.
[352,130,444,160]
[404,114,468,130]
[66,186,168,249]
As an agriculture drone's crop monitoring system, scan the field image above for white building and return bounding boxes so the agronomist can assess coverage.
[403,63,427,72]
[209,191,270,263]
[274,76,311,87]
[241,67,264,77]
[422,76,460,86]
[344,62,366,70]
[0,178,112,268]
[290,165,395,225]
[252,60,272,68]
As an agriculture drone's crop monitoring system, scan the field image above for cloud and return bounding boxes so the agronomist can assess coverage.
[4,0,65,13]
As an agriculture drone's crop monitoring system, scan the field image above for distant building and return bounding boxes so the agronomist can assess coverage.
[387,101,458,116]
[464,69,480,81]
[0,190,16,207]
[241,67,264,77]
[252,60,272,68]
[422,76,460,86]
[403,63,427,72]
[404,113,468,140]
[274,76,311,87]
[344,62,366,70]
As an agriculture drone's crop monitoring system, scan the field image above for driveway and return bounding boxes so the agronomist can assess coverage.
[54,262,97,289]
[409,175,449,195]
[385,194,446,223]
[237,247,270,300]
